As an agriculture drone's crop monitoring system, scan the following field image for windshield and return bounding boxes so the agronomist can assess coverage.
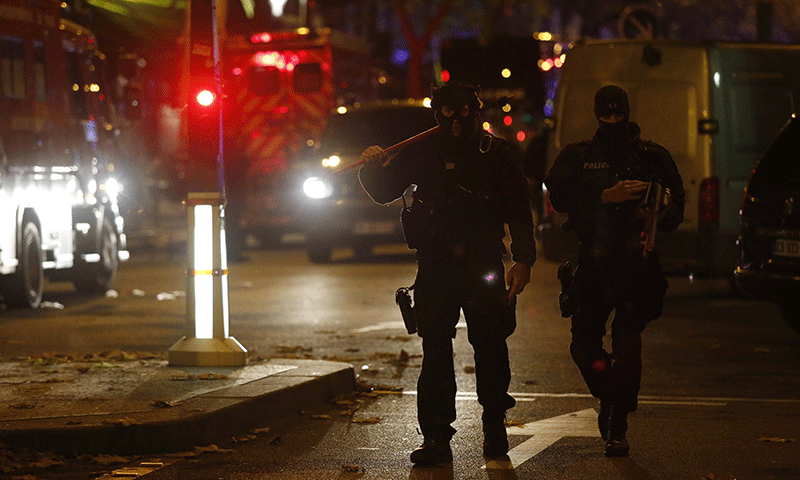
[750,117,800,189]
[320,106,437,154]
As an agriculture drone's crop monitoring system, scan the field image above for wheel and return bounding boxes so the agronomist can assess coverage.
[307,240,332,264]
[353,243,373,260]
[778,300,800,333]
[1,221,44,309]
[74,217,118,293]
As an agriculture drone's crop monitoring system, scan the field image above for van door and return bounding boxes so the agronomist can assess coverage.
[709,45,800,270]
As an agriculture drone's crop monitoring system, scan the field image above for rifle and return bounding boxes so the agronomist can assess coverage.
[640,181,666,257]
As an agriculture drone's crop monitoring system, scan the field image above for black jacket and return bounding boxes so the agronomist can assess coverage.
[544,122,685,253]
[359,131,536,267]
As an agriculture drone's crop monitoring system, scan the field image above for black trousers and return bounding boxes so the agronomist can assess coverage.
[570,249,667,412]
[413,248,517,441]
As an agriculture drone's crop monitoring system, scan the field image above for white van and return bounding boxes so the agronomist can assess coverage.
[540,39,800,277]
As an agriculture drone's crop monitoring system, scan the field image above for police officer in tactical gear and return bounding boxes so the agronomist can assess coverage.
[359,83,536,465]
[544,85,685,457]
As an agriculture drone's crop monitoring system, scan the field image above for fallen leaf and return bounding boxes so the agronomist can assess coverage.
[341,465,364,473]
[151,400,185,408]
[194,444,234,454]
[166,451,198,458]
[353,417,381,424]
[758,437,796,443]
[92,454,129,465]
[28,453,64,469]
[252,427,271,434]
[311,414,332,420]
[102,418,142,426]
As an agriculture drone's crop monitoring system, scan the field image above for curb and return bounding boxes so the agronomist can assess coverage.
[0,360,355,455]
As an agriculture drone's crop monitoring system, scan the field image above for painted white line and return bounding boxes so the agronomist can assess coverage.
[352,321,404,333]
[399,391,800,405]
[638,400,726,407]
[484,408,600,470]
[353,319,466,334]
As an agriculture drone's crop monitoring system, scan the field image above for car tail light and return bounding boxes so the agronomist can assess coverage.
[699,176,720,223]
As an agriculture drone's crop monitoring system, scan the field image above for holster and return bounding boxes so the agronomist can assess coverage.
[557,261,575,318]
[395,285,417,334]
[400,198,431,250]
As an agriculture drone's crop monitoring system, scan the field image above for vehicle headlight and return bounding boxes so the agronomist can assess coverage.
[303,176,333,199]
[103,177,122,201]
[321,155,340,168]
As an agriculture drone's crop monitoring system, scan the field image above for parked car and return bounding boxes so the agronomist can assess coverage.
[734,114,800,333]
[296,100,438,263]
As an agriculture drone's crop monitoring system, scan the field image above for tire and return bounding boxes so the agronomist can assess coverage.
[1,221,44,309]
[353,243,373,260]
[74,217,118,293]
[778,300,800,334]
[307,241,332,264]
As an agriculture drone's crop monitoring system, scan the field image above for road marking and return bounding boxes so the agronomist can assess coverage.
[352,319,467,334]
[483,408,600,470]
[352,321,404,333]
[399,391,800,405]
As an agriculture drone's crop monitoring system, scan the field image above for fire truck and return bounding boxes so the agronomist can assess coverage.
[0,0,130,308]
[220,27,392,243]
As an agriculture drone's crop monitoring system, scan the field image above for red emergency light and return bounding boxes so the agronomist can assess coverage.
[196,89,216,107]
[251,32,272,43]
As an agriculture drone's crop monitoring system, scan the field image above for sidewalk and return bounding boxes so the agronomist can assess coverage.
[0,355,354,455]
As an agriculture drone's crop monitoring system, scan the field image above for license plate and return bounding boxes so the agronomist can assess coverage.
[353,221,395,235]
[774,238,800,258]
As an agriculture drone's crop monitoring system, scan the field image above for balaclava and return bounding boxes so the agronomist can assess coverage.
[594,85,630,143]
[431,83,482,143]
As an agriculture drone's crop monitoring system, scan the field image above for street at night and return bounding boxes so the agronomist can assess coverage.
[1,246,798,479]
[2,0,800,478]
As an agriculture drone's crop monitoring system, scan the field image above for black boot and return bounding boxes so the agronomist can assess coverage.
[598,398,611,441]
[410,438,453,465]
[604,406,629,457]
[482,419,509,457]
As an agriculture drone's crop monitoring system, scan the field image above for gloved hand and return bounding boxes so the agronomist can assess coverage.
[506,262,531,301]
[360,145,388,168]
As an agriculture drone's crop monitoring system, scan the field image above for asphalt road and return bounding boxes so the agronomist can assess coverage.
[1,245,799,479]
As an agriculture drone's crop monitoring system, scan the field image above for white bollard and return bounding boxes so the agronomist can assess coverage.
[168,192,246,366]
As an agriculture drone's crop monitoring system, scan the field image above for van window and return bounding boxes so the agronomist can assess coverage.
[730,82,794,153]
[249,66,279,96]
[2,37,26,99]
[634,83,696,160]
[294,63,323,93]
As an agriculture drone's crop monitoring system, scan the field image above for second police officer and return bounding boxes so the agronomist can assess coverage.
[544,85,685,457]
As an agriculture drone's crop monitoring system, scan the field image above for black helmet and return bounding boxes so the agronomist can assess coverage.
[594,85,630,120]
